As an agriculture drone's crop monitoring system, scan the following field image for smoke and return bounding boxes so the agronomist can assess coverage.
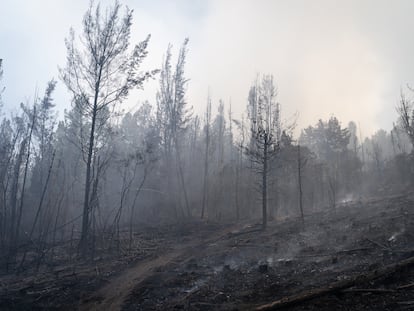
[187,0,414,135]
[2,0,414,135]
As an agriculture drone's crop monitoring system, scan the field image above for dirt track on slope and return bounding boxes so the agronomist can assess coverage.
[78,223,243,311]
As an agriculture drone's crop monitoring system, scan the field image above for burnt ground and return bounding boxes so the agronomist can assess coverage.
[1,193,414,310]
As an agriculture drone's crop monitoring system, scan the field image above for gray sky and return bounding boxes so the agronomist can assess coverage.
[2,0,414,136]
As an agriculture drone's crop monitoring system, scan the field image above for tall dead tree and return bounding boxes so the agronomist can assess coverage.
[60,1,156,256]
[212,100,226,220]
[234,115,246,221]
[156,39,192,218]
[297,144,305,224]
[246,75,282,228]
[14,104,36,247]
[201,93,211,219]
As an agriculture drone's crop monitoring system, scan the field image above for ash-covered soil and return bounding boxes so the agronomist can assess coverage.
[1,193,414,310]
[123,194,414,311]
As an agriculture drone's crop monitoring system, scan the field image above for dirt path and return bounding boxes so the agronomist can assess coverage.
[78,224,241,311]
[79,249,183,310]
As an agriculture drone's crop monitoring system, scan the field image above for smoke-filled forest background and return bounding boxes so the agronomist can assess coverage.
[1,1,414,268]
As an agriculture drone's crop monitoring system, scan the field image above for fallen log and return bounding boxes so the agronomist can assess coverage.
[295,247,375,258]
[255,255,414,310]
[397,301,414,305]
[341,288,396,293]
[227,228,263,238]
[365,238,390,251]
[397,283,414,290]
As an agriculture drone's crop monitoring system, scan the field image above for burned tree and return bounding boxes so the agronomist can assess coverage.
[201,93,212,219]
[60,1,156,255]
[246,75,283,228]
[156,39,192,218]
[300,118,351,209]
[297,144,304,223]
[398,91,414,148]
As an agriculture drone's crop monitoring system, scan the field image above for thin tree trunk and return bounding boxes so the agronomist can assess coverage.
[19,150,55,270]
[262,141,268,228]
[297,145,304,224]
[28,150,56,238]
[14,108,36,246]
[235,150,241,221]
[89,156,102,254]
[175,143,190,217]
[113,164,131,252]
[80,62,103,256]
[80,104,98,256]
[201,125,210,219]
[0,129,20,250]
[129,166,148,250]
[8,139,26,252]
[51,188,65,257]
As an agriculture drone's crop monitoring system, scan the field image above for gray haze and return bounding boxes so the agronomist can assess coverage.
[2,0,414,134]
[2,3,414,307]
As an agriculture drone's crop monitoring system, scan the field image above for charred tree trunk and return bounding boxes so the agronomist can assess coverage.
[9,139,26,247]
[175,142,190,218]
[19,150,55,270]
[235,146,242,221]
[297,144,304,224]
[262,138,268,228]
[80,94,99,256]
[201,141,209,219]
[129,166,148,250]
[201,99,211,219]
[15,107,36,246]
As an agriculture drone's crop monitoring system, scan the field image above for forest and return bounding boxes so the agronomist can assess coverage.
[1,2,414,310]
